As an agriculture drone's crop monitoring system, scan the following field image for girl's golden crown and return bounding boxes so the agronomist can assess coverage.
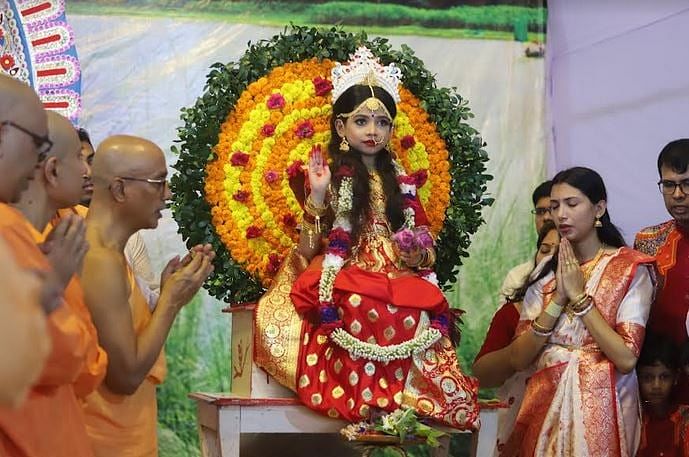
[331,47,403,104]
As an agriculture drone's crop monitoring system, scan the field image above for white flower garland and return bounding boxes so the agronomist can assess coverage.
[330,326,442,363]
[393,161,417,229]
[319,176,355,304]
[317,159,439,352]
[319,163,416,304]
[319,160,415,305]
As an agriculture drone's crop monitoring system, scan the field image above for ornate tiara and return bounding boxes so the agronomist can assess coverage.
[331,47,403,104]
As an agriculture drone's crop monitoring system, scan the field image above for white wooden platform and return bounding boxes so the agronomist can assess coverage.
[190,393,501,457]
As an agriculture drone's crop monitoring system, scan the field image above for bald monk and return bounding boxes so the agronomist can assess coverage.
[0,111,105,457]
[37,114,108,400]
[74,128,160,310]
[81,135,214,456]
[0,75,60,408]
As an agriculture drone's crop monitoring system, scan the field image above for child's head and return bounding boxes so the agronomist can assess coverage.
[637,333,679,408]
[330,84,397,159]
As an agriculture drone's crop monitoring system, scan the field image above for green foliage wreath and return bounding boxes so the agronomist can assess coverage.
[171,25,492,304]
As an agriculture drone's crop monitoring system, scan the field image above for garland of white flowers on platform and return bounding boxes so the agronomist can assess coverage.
[330,326,443,363]
[317,160,441,351]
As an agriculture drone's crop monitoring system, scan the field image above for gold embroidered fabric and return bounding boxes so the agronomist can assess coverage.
[254,247,309,391]
[349,172,406,274]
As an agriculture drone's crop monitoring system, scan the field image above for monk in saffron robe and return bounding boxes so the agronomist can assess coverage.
[0,238,47,408]
[0,111,107,457]
[0,75,58,409]
[81,135,214,456]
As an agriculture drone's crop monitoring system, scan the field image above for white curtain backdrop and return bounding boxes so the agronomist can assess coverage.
[547,0,689,241]
[547,0,689,242]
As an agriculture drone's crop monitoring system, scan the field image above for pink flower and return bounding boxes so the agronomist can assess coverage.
[410,169,428,187]
[286,160,304,178]
[230,151,250,166]
[430,313,450,336]
[313,76,333,96]
[327,228,351,258]
[233,190,250,202]
[414,226,434,249]
[264,170,279,184]
[397,175,416,185]
[267,93,285,109]
[401,135,416,150]
[246,226,262,239]
[261,123,276,137]
[267,253,282,274]
[392,228,416,252]
[295,121,314,139]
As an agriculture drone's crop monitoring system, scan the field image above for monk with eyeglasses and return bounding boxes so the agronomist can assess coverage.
[0,109,107,456]
[80,135,214,456]
[0,74,91,419]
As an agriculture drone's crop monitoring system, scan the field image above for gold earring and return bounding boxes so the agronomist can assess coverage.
[594,216,602,228]
[339,137,350,153]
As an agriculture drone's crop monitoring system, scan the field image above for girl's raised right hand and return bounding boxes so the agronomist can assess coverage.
[308,147,331,205]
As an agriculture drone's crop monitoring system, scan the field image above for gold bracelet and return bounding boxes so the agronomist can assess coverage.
[571,295,593,313]
[573,300,594,317]
[305,194,327,217]
[531,319,553,337]
[532,318,553,333]
[571,292,587,307]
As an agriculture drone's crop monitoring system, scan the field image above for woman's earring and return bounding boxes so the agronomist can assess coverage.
[339,137,350,153]
[594,216,603,228]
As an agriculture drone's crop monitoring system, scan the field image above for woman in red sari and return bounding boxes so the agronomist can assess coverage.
[504,167,655,456]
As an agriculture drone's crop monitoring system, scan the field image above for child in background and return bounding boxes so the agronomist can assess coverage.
[676,339,689,405]
[637,333,689,457]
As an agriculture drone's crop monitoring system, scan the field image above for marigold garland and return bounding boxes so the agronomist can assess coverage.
[172,26,491,303]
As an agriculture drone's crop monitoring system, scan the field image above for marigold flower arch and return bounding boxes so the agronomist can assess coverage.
[172,27,491,303]
[206,58,451,284]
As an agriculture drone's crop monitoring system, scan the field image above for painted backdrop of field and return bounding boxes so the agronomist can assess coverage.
[65,1,546,454]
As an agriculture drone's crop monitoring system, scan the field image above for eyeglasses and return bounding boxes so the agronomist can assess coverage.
[658,180,689,196]
[531,207,551,216]
[0,120,53,161]
[118,176,168,194]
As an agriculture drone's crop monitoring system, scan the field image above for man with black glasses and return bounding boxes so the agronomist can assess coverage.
[70,127,161,309]
[0,110,103,456]
[80,134,214,456]
[635,139,689,402]
[498,180,552,303]
[0,75,60,409]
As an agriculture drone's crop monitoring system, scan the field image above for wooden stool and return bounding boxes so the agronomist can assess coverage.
[190,393,505,457]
